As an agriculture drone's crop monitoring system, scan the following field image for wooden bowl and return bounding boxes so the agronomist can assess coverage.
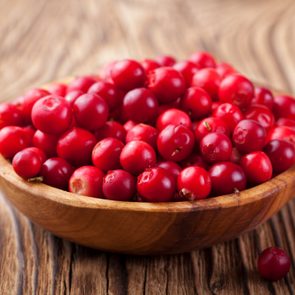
[0,83,295,254]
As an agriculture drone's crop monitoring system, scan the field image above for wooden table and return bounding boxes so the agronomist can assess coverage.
[0,0,294,293]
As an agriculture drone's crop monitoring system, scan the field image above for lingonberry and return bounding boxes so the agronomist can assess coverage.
[230,147,241,164]
[273,95,295,120]
[264,140,295,173]
[156,108,192,131]
[123,120,137,132]
[67,76,97,93]
[31,95,72,134]
[155,55,176,66]
[0,103,23,129]
[48,83,68,97]
[191,68,221,100]
[200,132,232,163]
[241,151,272,184]
[147,67,186,104]
[181,87,212,120]
[111,59,145,91]
[177,166,211,200]
[276,118,295,130]
[209,162,246,195]
[92,137,124,171]
[65,90,84,106]
[141,59,160,73]
[95,121,126,142]
[41,157,74,190]
[157,124,195,162]
[219,74,254,110]
[12,147,45,179]
[173,61,198,87]
[157,97,182,115]
[57,127,97,167]
[216,62,236,79]
[252,87,274,110]
[126,123,158,148]
[267,126,295,145]
[258,247,291,281]
[33,130,58,157]
[122,88,158,123]
[211,102,222,112]
[103,169,135,201]
[120,140,156,175]
[22,125,35,146]
[181,154,208,169]
[233,119,266,154]
[69,166,104,198]
[156,161,182,179]
[137,167,176,202]
[189,51,216,69]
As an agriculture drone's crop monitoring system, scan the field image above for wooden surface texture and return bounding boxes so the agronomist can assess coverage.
[0,0,295,294]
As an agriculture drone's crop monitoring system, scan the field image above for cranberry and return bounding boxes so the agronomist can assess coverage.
[94,121,126,142]
[177,166,211,200]
[156,161,181,179]
[141,59,160,73]
[12,147,45,179]
[137,167,176,202]
[69,166,104,198]
[200,132,232,163]
[158,97,182,115]
[245,104,275,132]
[230,147,241,164]
[273,95,295,120]
[67,76,97,93]
[120,140,156,175]
[267,126,295,145]
[276,118,295,130]
[233,120,266,154]
[264,140,295,173]
[92,137,124,171]
[181,154,208,169]
[126,123,158,148]
[147,67,186,104]
[219,74,254,110]
[33,130,58,157]
[111,59,145,91]
[213,103,244,132]
[22,125,35,145]
[211,102,222,112]
[181,87,212,120]
[99,61,116,81]
[155,55,176,66]
[258,247,291,281]
[157,124,194,162]
[57,127,97,166]
[122,88,158,123]
[103,169,135,201]
[241,151,272,184]
[156,108,192,131]
[41,157,73,190]
[0,126,30,158]
[123,120,137,132]
[252,87,274,110]
[65,90,84,105]
[31,95,72,134]
[209,162,247,195]
[48,83,68,97]
[189,51,216,69]
[173,61,198,87]
[216,62,236,79]
[0,103,23,129]
[191,68,221,100]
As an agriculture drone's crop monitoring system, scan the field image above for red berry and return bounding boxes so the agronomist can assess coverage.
[233,120,266,154]
[155,55,176,66]
[264,140,295,173]
[41,157,73,190]
[48,83,68,97]
[156,161,181,179]
[252,87,274,110]
[0,103,23,129]
[177,166,211,200]
[120,140,156,175]
[173,61,198,87]
[209,162,246,195]
[230,147,241,164]
[137,167,176,202]
[57,127,97,166]
[92,137,124,171]
[33,130,58,157]
[22,125,35,145]
[267,126,295,145]
[181,87,212,120]
[216,62,236,79]
[200,132,232,163]
[273,95,295,120]
[241,151,272,184]
[69,166,104,198]
[31,95,72,134]
[126,123,158,148]
[181,154,208,169]
[189,51,216,69]
[111,59,145,91]
[123,120,137,132]
[258,247,291,281]
[67,76,97,93]
[95,121,126,142]
[147,67,186,104]
[103,169,135,201]
[122,88,158,123]
[219,74,254,109]
[276,118,295,130]
[12,147,45,179]
[65,90,84,105]
[157,124,195,162]
[141,59,160,73]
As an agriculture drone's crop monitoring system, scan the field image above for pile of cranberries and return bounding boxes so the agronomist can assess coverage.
[1,51,295,203]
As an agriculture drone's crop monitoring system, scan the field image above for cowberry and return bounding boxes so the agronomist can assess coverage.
[95,121,126,142]
[216,62,236,79]
[33,130,58,157]
[252,87,274,110]
[276,118,295,130]
[65,90,84,105]
[173,61,198,87]
[155,55,176,66]
[267,126,295,145]
[48,83,68,97]
[273,95,295,120]
[0,103,23,129]
[189,51,216,69]
[156,161,182,179]
[67,76,97,93]
[126,123,158,148]
[140,59,160,73]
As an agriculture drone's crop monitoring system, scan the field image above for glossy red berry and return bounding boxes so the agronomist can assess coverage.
[173,61,198,87]
[267,126,295,145]
[216,62,236,79]
[147,67,186,104]
[155,55,176,66]
[111,59,145,91]
[65,90,84,105]
[252,87,274,110]
[241,151,272,184]
[233,120,266,154]
[48,83,68,97]
[126,123,158,148]
[92,137,124,171]
[181,154,208,169]
[156,161,181,179]
[123,120,137,132]
[273,95,295,120]
[276,118,295,130]
[103,169,135,201]
[95,121,126,142]
[230,147,241,164]
[200,132,232,163]
[177,166,211,200]
[209,162,247,195]
[31,95,72,134]
[189,51,216,69]
[137,167,176,202]
[258,247,291,281]
[57,127,97,167]
[140,59,160,73]
[157,124,195,162]
[67,76,97,93]
[69,166,104,198]
[33,130,58,157]
[0,103,23,129]
[120,140,156,175]
[219,74,254,109]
